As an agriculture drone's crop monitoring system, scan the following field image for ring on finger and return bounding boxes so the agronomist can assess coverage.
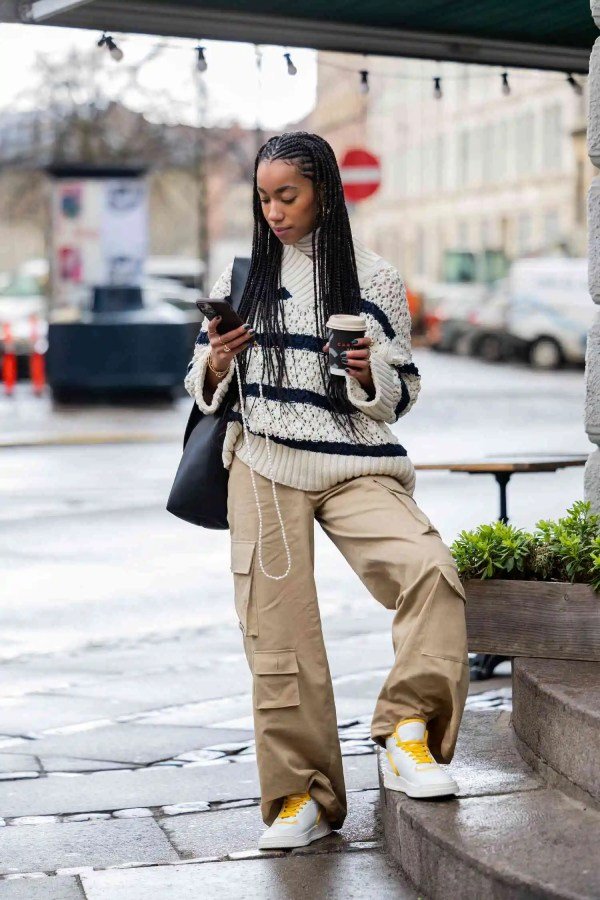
[222,343,231,353]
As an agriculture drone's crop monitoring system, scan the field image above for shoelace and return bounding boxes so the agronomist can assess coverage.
[395,734,436,765]
[278,792,311,819]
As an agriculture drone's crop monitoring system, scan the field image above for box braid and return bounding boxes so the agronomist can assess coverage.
[221,131,374,443]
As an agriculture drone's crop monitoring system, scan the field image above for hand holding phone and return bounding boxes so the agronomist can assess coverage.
[197,299,246,335]
[197,298,256,373]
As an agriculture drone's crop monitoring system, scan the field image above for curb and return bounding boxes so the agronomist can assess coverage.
[0,433,180,449]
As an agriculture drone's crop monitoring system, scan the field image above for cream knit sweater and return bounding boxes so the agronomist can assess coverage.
[184,232,421,494]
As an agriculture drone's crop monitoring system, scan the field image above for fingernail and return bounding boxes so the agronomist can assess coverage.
[243,323,252,330]
[215,316,221,321]
[351,338,358,345]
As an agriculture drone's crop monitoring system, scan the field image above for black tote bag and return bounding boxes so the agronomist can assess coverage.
[166,256,251,528]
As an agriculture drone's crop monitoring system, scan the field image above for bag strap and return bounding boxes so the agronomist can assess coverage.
[230,255,251,312]
[183,256,251,447]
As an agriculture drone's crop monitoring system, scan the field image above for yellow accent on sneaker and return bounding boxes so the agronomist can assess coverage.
[394,729,436,765]
[386,750,400,776]
[278,792,312,820]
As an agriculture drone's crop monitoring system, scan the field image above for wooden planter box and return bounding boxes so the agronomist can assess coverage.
[464,578,600,662]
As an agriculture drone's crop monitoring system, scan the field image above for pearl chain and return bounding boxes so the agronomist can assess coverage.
[232,345,292,581]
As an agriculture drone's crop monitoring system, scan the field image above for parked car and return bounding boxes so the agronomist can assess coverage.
[506,258,591,368]
[466,279,524,363]
[424,284,490,353]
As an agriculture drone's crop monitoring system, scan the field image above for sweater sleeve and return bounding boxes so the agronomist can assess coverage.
[184,261,237,415]
[344,264,421,424]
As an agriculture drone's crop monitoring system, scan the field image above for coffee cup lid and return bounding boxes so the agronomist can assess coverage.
[325,314,366,331]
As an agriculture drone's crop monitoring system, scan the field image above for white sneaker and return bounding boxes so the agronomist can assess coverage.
[383,717,458,798]
[258,792,332,850]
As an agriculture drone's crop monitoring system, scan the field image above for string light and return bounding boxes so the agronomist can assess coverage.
[566,73,583,95]
[284,52,297,76]
[196,45,208,72]
[97,32,123,62]
[90,33,588,101]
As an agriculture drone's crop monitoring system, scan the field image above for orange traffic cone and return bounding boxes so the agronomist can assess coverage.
[2,323,17,396]
[29,314,46,396]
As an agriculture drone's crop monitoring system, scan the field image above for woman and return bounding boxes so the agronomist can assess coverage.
[185,132,469,850]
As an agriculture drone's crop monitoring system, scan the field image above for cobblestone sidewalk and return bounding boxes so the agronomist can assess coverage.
[0,613,511,898]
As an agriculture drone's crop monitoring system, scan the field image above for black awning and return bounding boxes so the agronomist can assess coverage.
[6,0,596,73]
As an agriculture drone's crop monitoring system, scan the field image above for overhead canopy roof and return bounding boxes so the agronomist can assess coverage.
[2,0,595,73]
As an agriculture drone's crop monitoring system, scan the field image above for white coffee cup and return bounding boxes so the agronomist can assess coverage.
[325,314,367,376]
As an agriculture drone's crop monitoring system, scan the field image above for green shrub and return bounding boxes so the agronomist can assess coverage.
[450,500,600,591]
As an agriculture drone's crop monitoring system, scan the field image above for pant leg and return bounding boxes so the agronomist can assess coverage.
[315,472,469,765]
[227,454,346,828]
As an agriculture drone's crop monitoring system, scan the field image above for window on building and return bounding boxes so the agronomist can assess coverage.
[488,120,507,182]
[543,104,563,171]
[415,226,426,275]
[517,212,532,254]
[481,124,494,183]
[543,210,560,246]
[516,112,535,176]
[481,218,491,249]
[457,130,469,188]
[434,134,444,192]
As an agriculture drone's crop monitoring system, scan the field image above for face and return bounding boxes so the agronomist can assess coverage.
[257,159,319,244]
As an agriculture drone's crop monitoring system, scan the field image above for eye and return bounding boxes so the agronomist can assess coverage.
[282,197,295,205]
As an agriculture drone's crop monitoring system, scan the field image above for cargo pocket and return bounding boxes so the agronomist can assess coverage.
[421,564,469,665]
[371,475,437,534]
[253,649,300,710]
[230,539,258,637]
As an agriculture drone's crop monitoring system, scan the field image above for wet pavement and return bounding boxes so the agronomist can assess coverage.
[0,349,583,896]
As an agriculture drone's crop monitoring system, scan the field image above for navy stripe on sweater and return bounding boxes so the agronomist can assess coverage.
[360,299,396,340]
[194,297,398,345]
[244,382,333,410]
[195,331,323,353]
[226,410,407,457]
[394,362,420,377]
[394,377,410,418]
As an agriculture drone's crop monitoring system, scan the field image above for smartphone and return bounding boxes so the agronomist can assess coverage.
[196,298,245,336]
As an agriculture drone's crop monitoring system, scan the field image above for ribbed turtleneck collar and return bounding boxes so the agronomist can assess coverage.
[293,228,319,259]
[284,226,383,293]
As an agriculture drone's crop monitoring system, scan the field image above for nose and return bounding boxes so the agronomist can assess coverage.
[267,201,286,226]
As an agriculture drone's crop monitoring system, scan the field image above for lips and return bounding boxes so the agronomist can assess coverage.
[273,227,291,236]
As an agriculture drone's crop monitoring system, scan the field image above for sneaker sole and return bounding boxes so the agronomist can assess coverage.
[258,818,332,850]
[383,766,458,799]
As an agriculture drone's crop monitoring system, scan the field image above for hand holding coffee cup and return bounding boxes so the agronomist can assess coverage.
[323,314,374,390]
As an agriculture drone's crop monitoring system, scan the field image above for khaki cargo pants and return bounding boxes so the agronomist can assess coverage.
[227,453,469,829]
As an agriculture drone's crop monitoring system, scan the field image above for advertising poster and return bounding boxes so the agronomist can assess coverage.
[50,176,148,312]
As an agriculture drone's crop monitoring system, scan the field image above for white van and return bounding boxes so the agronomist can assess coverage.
[506,258,593,368]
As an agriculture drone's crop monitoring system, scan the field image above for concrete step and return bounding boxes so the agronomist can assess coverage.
[379,709,600,899]
[512,657,600,806]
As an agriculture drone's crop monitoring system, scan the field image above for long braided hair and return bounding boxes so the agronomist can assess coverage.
[222,131,373,443]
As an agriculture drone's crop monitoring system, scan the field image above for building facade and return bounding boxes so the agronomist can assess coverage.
[308,53,594,288]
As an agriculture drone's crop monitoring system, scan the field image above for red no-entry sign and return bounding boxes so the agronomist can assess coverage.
[340,148,381,203]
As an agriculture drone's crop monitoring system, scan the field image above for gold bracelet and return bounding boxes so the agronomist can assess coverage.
[207,351,230,378]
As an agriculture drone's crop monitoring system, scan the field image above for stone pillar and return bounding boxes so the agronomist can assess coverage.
[586,3,600,510]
